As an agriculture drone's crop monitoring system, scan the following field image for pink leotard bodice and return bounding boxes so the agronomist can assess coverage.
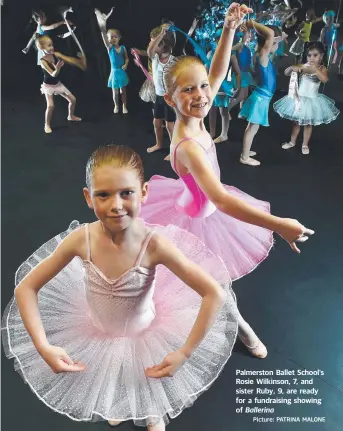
[83,225,157,337]
[170,138,219,218]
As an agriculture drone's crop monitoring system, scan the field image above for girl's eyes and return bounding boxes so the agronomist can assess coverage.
[183,84,208,92]
[96,191,134,199]
[121,191,134,197]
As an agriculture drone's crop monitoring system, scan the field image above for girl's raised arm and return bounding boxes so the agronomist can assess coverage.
[147,24,170,59]
[41,20,71,31]
[94,8,111,50]
[247,20,275,67]
[209,3,252,97]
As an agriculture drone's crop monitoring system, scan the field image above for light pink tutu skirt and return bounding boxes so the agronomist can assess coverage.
[40,82,71,96]
[140,177,274,281]
[2,221,238,426]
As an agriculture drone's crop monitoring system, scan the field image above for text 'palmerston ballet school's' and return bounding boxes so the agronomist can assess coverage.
[235,369,326,424]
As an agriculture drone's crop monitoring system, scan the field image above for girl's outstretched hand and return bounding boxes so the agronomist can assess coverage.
[276,218,315,253]
[145,350,188,378]
[39,344,87,374]
[224,3,253,30]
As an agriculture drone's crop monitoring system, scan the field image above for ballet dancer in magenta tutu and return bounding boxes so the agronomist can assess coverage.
[2,144,278,429]
[274,41,339,155]
[140,4,314,282]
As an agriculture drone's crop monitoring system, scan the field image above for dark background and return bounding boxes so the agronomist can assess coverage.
[1,0,342,101]
[2,1,343,431]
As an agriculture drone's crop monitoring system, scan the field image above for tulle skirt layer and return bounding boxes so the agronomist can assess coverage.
[108,68,129,89]
[273,94,340,125]
[239,88,273,127]
[139,78,156,103]
[140,178,274,281]
[40,82,71,96]
[2,221,238,426]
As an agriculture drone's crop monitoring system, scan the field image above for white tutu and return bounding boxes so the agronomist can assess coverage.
[273,93,340,125]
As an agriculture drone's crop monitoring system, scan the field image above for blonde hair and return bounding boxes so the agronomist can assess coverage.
[107,28,121,37]
[163,56,205,95]
[35,35,51,50]
[86,145,144,188]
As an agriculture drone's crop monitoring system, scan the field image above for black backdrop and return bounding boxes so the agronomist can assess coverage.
[2,0,341,101]
[1,0,201,101]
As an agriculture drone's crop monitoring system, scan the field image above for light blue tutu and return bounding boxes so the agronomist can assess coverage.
[239,87,273,126]
[232,71,254,89]
[108,68,129,89]
[273,94,340,126]
[107,45,129,89]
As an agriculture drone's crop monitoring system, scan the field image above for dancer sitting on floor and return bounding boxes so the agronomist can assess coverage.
[274,41,339,155]
[146,24,176,159]
[37,35,86,134]
[95,9,129,114]
[238,21,282,166]
[3,144,243,430]
[140,4,314,289]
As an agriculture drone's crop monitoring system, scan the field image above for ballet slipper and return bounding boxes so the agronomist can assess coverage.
[239,156,260,166]
[44,124,52,134]
[239,335,268,359]
[249,151,257,157]
[113,106,119,114]
[301,144,309,155]
[122,106,128,114]
[67,116,82,121]
[282,141,295,149]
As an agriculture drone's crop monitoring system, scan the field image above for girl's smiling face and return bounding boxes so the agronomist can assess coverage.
[165,63,212,119]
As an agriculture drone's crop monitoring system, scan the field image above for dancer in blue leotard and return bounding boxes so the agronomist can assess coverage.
[320,10,340,65]
[239,21,282,166]
[95,8,129,114]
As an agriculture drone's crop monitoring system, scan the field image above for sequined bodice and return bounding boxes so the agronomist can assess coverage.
[83,225,157,336]
[298,73,321,98]
[170,138,219,218]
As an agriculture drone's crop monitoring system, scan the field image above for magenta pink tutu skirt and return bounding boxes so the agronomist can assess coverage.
[140,176,274,281]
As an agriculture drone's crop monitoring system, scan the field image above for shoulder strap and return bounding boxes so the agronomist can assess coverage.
[84,224,91,261]
[135,229,156,267]
[171,137,206,174]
